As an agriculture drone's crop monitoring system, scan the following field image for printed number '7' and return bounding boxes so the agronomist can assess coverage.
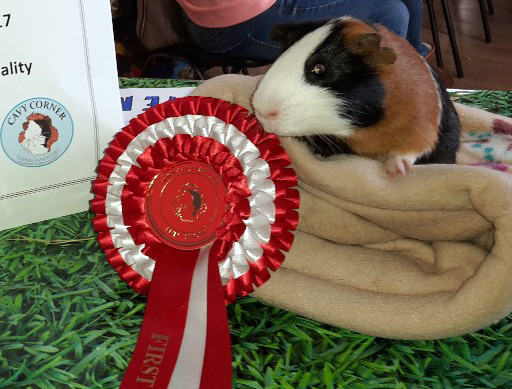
[1,14,11,28]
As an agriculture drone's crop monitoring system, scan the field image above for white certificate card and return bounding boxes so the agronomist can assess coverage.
[0,0,123,230]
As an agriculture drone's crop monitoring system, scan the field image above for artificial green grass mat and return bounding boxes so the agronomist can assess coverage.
[118,77,200,89]
[1,89,512,389]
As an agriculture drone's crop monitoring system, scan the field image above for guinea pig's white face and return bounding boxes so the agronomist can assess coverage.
[252,23,353,138]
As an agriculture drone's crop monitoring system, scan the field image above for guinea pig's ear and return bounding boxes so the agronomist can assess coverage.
[352,33,382,55]
[271,20,329,51]
[352,33,396,68]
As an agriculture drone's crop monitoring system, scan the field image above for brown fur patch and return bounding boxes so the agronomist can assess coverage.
[336,19,441,157]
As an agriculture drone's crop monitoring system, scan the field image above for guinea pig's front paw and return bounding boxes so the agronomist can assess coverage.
[383,155,416,177]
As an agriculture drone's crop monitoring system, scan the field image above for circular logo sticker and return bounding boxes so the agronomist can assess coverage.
[145,161,228,250]
[1,98,73,167]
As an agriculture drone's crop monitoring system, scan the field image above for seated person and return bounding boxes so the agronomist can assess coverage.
[176,0,432,61]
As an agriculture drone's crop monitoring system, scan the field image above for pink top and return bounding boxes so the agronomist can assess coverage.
[176,0,277,28]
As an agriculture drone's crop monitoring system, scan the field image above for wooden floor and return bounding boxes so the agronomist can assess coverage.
[423,0,512,90]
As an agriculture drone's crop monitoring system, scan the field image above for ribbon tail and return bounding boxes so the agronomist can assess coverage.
[120,248,200,389]
[167,248,232,389]
[199,255,233,389]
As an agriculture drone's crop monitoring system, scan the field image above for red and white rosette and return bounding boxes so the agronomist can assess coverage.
[91,97,299,389]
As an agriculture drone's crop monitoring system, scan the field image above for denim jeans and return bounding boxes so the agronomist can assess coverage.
[180,0,426,61]
[401,0,429,56]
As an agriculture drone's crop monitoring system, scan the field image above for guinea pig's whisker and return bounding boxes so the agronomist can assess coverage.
[298,134,349,158]
[305,136,323,155]
[319,134,344,154]
[305,135,320,150]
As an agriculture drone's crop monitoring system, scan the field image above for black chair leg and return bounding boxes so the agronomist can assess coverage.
[478,0,492,43]
[227,66,249,75]
[440,0,464,78]
[425,0,443,69]
[487,0,494,15]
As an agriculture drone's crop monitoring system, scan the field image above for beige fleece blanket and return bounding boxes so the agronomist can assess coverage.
[191,75,512,340]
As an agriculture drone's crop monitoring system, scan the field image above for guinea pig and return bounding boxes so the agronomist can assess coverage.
[252,17,460,177]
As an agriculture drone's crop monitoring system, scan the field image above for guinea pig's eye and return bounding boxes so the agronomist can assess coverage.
[312,63,326,75]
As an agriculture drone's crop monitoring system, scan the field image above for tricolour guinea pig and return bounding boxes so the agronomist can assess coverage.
[252,17,460,176]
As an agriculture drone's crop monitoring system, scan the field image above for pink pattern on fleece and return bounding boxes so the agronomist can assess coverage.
[493,118,512,135]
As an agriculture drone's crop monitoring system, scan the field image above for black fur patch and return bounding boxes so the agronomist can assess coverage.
[303,23,386,128]
[416,67,460,164]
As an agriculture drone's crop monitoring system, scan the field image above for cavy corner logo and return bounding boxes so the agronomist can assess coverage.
[1,97,73,167]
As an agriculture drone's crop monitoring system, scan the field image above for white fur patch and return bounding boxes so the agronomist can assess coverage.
[252,23,353,138]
